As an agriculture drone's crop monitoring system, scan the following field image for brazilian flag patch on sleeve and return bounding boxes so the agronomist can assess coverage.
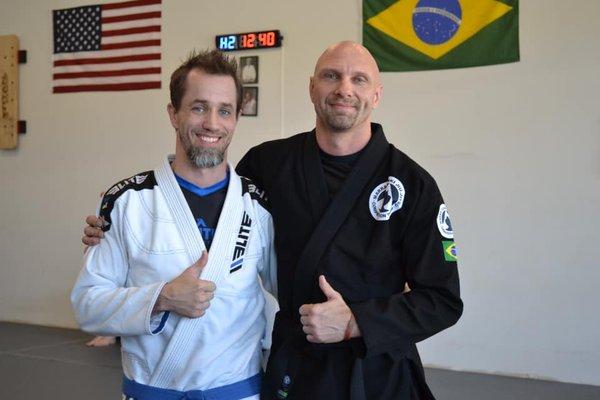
[442,240,458,262]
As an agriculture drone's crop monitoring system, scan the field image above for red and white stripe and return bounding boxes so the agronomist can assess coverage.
[53,0,162,93]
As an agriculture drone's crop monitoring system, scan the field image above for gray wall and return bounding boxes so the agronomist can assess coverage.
[1,0,599,386]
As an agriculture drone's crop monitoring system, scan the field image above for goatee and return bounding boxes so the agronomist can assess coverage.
[187,147,224,169]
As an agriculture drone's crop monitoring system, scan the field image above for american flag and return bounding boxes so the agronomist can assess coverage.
[52,0,161,93]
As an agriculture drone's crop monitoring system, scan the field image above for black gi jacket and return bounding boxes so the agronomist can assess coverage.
[236,124,463,400]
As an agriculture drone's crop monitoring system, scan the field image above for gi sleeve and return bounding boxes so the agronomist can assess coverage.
[71,194,168,337]
[349,179,463,358]
[236,146,264,188]
[256,207,279,351]
[257,210,278,299]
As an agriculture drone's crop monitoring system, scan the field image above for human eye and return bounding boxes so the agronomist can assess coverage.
[323,71,338,80]
[191,104,206,113]
[353,75,368,84]
[219,108,232,117]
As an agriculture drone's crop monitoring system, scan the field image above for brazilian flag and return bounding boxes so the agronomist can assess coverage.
[363,0,519,71]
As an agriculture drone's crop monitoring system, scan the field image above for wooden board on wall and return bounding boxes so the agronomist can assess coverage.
[0,35,19,150]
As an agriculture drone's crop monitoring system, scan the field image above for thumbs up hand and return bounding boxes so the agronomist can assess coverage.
[318,274,342,301]
[298,275,361,343]
[153,251,216,318]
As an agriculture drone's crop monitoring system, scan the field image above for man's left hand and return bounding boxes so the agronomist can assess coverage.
[299,275,361,343]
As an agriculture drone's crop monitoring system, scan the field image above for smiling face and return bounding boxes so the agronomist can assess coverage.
[168,68,238,169]
[310,42,382,133]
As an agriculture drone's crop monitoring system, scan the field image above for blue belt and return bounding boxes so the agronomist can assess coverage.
[122,373,262,400]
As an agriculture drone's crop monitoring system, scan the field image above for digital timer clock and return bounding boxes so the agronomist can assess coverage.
[215,30,282,52]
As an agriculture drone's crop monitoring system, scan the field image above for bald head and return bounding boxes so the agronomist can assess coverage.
[313,41,381,85]
[309,41,383,137]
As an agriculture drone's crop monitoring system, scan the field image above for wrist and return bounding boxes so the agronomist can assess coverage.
[153,283,172,314]
[344,314,361,340]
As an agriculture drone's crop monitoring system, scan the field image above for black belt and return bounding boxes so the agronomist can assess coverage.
[262,313,367,400]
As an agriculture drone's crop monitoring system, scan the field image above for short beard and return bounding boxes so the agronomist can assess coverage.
[324,114,357,132]
[319,100,360,132]
[187,147,224,169]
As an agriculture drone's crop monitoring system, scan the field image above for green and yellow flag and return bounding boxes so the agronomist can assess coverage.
[363,0,519,71]
[442,240,458,262]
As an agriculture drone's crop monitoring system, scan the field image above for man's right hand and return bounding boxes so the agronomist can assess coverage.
[153,252,216,318]
[82,215,104,246]
[82,216,215,318]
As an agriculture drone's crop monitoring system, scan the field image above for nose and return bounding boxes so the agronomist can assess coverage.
[334,77,353,98]
[202,109,219,131]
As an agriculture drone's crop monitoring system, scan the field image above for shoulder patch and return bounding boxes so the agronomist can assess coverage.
[436,204,454,239]
[99,171,157,232]
[240,176,269,209]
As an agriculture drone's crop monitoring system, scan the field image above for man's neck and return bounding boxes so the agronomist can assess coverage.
[315,120,372,156]
[171,156,228,188]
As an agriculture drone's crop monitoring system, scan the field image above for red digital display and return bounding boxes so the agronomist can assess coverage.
[216,30,282,52]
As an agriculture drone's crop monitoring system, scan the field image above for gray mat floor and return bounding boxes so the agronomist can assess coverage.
[0,322,598,399]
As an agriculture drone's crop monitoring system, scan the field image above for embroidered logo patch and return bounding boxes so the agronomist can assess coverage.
[230,212,252,273]
[247,182,267,201]
[369,177,405,221]
[105,174,148,196]
[277,375,292,399]
[437,204,453,239]
[135,174,148,185]
[106,183,122,196]
[442,240,457,262]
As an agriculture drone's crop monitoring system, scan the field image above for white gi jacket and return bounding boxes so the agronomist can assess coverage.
[71,156,277,395]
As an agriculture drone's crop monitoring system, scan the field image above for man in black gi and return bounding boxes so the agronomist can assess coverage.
[236,41,462,400]
[83,41,462,399]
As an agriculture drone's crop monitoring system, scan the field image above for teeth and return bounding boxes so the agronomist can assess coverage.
[198,135,218,143]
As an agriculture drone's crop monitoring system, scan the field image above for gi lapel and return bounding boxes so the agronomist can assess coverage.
[154,156,206,266]
[151,156,246,388]
[302,130,330,224]
[292,124,389,311]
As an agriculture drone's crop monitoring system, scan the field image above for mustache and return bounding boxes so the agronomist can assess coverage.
[326,99,358,108]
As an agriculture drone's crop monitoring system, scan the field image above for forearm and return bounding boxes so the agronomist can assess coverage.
[350,287,462,357]
[72,278,167,336]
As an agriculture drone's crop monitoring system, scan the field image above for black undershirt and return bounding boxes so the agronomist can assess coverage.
[175,174,228,250]
[319,148,364,198]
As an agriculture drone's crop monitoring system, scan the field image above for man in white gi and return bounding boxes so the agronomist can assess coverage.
[72,50,276,400]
